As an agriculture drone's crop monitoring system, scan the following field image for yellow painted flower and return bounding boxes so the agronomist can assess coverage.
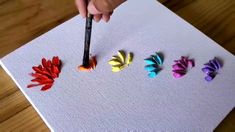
[108,50,133,72]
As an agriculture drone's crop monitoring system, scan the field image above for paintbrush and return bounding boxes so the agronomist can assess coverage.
[82,13,93,68]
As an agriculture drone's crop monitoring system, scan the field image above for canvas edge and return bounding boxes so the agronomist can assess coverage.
[156,1,235,58]
[0,1,233,130]
[0,60,54,132]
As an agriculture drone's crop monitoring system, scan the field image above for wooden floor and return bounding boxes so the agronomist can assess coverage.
[0,0,234,131]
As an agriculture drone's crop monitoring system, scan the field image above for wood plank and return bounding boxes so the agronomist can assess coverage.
[0,106,49,131]
[0,67,18,100]
[163,0,235,54]
[0,0,78,58]
[215,108,235,132]
[0,90,30,123]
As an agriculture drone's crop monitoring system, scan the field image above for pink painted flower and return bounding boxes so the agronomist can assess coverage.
[172,56,194,78]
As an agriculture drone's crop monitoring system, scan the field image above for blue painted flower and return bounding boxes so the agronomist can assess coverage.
[144,52,163,78]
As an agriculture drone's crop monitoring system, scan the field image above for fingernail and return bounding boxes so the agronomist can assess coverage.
[94,18,98,22]
[104,19,108,22]
[105,17,110,23]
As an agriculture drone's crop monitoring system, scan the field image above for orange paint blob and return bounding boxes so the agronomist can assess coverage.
[78,56,97,71]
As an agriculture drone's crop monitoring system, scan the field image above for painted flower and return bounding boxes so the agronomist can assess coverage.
[27,56,61,91]
[202,57,222,81]
[144,52,163,78]
[78,56,97,72]
[108,50,133,72]
[172,56,194,78]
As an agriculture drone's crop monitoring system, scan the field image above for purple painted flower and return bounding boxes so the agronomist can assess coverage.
[202,57,222,82]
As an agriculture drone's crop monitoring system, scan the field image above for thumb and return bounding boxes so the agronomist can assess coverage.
[88,0,126,14]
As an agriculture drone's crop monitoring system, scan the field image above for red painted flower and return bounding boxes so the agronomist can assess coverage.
[27,56,61,91]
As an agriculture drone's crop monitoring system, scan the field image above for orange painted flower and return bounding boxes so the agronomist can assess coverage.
[78,56,97,72]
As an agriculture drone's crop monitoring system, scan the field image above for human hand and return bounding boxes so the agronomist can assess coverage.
[75,0,126,22]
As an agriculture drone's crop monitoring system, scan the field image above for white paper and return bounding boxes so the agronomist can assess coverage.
[1,0,235,131]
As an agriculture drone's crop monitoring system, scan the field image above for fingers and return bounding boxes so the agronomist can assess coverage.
[88,1,111,22]
[93,13,110,22]
[75,0,87,18]
[92,0,126,13]
[75,0,122,22]
[102,13,110,22]
[93,14,102,22]
[87,0,102,15]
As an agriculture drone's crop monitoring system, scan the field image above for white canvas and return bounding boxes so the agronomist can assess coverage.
[1,0,235,131]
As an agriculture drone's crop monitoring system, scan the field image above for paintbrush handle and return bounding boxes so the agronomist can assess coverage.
[82,14,93,67]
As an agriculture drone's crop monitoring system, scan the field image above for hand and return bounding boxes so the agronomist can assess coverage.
[75,0,126,22]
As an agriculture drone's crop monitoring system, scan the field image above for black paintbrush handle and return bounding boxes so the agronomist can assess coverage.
[82,14,93,67]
